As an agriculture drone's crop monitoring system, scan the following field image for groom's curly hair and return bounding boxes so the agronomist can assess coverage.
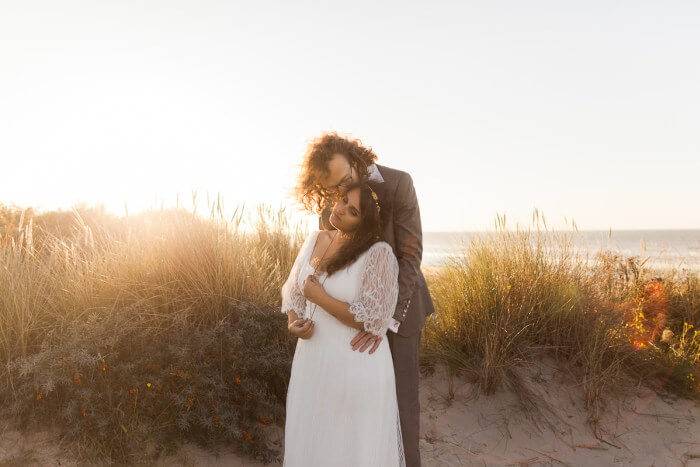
[295,132,378,213]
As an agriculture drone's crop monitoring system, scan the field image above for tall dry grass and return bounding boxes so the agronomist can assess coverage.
[0,201,302,362]
[1,201,698,462]
[422,210,700,430]
[0,199,305,462]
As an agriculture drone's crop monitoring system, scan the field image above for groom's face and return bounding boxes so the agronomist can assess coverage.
[319,153,359,198]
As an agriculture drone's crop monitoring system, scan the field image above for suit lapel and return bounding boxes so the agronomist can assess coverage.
[367,165,394,247]
[370,164,393,204]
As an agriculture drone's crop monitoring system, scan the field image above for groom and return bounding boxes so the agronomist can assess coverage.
[295,131,435,467]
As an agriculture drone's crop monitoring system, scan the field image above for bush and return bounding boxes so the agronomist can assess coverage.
[3,304,294,463]
[0,201,302,462]
[422,211,700,428]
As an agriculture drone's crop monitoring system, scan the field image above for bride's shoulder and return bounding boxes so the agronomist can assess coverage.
[316,229,334,240]
[367,240,395,256]
[304,229,324,242]
[301,229,333,249]
[307,229,333,245]
[358,242,397,272]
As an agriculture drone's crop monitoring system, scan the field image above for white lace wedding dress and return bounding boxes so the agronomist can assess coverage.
[280,230,406,467]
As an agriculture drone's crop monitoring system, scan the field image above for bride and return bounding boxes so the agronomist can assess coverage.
[280,181,406,466]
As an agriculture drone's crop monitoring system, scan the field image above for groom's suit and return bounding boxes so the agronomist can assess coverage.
[320,163,435,467]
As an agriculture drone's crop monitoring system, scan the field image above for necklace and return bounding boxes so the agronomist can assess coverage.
[308,230,340,320]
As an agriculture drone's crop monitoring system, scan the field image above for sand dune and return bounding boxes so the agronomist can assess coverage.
[420,360,699,466]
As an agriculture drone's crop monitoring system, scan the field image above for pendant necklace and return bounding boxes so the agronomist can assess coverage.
[308,229,340,320]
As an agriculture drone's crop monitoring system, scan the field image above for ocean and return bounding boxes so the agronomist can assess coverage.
[423,229,700,272]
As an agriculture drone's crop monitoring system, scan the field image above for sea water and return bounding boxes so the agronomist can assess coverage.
[423,229,700,272]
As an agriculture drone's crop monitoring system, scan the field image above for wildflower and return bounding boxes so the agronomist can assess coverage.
[633,340,647,349]
[661,328,674,343]
[234,375,241,385]
[146,382,153,390]
[100,362,109,373]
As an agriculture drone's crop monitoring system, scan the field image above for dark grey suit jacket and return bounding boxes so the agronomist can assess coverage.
[319,164,435,337]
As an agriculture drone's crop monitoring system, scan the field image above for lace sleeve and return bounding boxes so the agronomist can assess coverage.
[348,242,400,336]
[280,231,318,317]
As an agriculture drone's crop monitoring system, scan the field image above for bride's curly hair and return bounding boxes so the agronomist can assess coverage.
[325,182,384,276]
[296,132,378,213]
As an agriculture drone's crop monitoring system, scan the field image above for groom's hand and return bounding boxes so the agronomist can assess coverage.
[350,331,382,354]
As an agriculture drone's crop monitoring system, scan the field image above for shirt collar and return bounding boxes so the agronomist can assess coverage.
[367,163,384,183]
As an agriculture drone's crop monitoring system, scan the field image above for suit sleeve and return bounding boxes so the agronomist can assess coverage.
[392,173,423,322]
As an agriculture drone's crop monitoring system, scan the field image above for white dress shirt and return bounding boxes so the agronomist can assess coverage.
[367,164,402,334]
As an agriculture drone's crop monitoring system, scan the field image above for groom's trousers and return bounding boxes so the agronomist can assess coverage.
[387,328,422,467]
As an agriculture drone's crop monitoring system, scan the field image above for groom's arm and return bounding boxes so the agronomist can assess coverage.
[392,172,423,324]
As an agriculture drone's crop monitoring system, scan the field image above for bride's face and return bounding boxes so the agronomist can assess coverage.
[329,187,361,233]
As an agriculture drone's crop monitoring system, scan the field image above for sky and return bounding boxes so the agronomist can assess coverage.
[1,0,698,232]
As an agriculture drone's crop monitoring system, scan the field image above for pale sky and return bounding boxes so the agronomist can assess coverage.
[1,1,698,231]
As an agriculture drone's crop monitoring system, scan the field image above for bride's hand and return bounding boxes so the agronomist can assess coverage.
[288,318,314,339]
[302,274,326,304]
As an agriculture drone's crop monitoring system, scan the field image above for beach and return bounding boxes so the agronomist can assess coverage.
[3,359,699,466]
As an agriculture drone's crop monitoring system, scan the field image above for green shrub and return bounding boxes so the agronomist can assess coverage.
[3,304,294,463]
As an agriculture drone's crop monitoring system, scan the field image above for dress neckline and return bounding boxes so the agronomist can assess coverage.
[306,258,327,274]
[306,231,387,274]
[307,230,328,275]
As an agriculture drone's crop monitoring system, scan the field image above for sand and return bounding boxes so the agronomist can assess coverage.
[2,358,699,466]
[419,359,700,466]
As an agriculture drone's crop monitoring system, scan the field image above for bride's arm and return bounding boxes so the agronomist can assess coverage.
[280,231,318,320]
[286,309,302,326]
[282,234,321,339]
[303,276,365,331]
[303,242,399,336]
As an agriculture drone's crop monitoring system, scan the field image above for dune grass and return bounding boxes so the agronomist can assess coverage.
[0,200,304,462]
[0,202,698,462]
[421,211,699,431]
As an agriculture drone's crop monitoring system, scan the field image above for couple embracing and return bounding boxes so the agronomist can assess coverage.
[280,132,435,466]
